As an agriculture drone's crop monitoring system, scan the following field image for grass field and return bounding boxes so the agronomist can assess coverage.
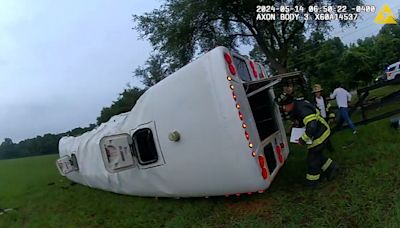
[1,118,400,227]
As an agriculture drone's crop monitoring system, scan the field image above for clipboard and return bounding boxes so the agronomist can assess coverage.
[290,128,312,144]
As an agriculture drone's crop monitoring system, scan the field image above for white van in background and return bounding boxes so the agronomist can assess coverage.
[385,61,400,81]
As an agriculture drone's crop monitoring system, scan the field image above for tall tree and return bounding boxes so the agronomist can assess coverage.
[134,53,170,87]
[1,138,14,146]
[373,24,400,71]
[97,87,145,124]
[0,138,17,159]
[133,0,362,74]
[340,46,374,88]
[289,34,347,91]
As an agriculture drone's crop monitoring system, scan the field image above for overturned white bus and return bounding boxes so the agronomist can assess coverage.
[57,46,289,197]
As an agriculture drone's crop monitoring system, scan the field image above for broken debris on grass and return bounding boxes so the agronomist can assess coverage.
[0,208,16,216]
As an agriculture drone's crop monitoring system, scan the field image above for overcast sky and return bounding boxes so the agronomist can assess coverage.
[0,0,160,142]
[0,0,398,142]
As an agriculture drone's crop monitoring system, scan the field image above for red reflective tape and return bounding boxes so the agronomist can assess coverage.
[262,167,268,179]
[224,53,232,64]
[276,145,281,154]
[276,145,284,164]
[258,156,265,168]
[229,64,236,75]
[249,61,255,69]
[253,69,258,78]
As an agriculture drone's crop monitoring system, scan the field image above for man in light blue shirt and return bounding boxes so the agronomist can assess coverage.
[330,85,357,134]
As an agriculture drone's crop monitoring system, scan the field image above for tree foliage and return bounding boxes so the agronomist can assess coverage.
[0,86,146,160]
[134,53,170,87]
[372,24,400,70]
[290,23,400,92]
[0,125,95,160]
[96,87,145,125]
[0,9,400,159]
[133,0,362,73]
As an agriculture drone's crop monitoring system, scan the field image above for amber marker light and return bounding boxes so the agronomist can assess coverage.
[244,131,249,140]
[239,111,244,121]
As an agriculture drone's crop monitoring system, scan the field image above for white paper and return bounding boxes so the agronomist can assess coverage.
[290,128,312,144]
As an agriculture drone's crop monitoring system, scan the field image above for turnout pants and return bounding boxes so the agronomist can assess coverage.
[306,142,333,183]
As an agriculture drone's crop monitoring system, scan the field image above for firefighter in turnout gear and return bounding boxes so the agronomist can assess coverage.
[275,93,339,187]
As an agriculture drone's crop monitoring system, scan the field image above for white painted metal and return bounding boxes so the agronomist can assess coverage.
[386,61,400,81]
[58,47,289,197]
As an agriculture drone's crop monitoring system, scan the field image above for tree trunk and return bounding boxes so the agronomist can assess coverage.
[254,34,288,74]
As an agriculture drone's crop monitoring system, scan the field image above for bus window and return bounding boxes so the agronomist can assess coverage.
[133,128,158,165]
[100,134,135,173]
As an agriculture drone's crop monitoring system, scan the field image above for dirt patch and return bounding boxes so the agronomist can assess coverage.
[224,197,274,219]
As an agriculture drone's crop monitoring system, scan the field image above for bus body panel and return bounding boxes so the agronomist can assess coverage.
[58,47,288,197]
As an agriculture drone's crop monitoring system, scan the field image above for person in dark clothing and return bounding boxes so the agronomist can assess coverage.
[275,93,339,187]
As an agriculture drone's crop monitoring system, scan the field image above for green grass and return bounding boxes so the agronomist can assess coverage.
[1,118,400,227]
[368,84,400,98]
